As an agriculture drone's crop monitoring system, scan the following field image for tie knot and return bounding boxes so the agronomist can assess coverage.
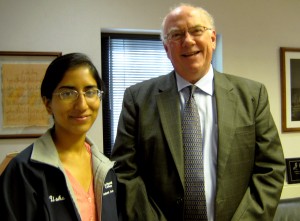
[189,85,197,96]
[185,85,197,100]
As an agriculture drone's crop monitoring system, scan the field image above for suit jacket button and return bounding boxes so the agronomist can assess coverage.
[176,198,183,205]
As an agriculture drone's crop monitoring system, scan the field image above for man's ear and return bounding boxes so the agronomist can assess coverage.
[164,43,170,59]
[211,30,217,50]
[42,97,52,114]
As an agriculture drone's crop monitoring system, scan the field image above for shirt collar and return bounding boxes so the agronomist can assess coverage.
[176,64,214,96]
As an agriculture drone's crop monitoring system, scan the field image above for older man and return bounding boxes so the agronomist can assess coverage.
[111,4,285,221]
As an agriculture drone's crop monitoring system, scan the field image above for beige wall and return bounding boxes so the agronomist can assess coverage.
[0,0,300,198]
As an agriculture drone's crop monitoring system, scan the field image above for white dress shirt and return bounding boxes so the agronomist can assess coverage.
[176,65,218,221]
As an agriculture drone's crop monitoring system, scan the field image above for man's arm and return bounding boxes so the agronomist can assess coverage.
[111,87,167,221]
[232,84,285,220]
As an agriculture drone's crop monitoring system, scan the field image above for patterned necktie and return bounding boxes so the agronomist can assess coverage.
[182,85,207,221]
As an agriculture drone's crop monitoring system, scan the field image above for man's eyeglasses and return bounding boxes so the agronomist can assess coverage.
[53,88,103,102]
[164,25,212,42]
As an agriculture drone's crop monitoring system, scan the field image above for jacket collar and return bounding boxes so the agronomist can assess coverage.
[31,129,60,167]
[31,128,114,173]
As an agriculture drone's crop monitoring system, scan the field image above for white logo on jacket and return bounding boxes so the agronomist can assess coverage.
[49,195,65,202]
[103,181,114,196]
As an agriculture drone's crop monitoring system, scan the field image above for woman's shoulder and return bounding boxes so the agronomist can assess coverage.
[0,144,34,179]
[7,144,34,166]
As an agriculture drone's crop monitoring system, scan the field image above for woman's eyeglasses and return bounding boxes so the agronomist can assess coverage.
[53,88,103,102]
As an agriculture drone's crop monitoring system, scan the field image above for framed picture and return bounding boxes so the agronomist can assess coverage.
[0,51,62,138]
[280,47,300,132]
[286,158,300,184]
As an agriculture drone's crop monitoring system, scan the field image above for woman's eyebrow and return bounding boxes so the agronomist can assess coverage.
[57,85,98,90]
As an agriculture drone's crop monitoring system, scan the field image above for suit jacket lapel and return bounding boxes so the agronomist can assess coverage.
[214,72,238,180]
[156,72,185,187]
[154,71,238,188]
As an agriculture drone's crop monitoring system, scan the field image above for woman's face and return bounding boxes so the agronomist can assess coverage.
[43,66,100,137]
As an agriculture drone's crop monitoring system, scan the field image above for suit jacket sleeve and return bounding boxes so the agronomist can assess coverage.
[111,86,167,221]
[236,84,285,220]
[215,75,285,221]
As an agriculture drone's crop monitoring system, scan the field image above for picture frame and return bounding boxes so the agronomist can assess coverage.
[0,51,62,138]
[280,47,300,132]
[286,158,300,184]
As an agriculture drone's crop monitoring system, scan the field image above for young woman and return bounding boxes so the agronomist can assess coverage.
[0,53,119,221]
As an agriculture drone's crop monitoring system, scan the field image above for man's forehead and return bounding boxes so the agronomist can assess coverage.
[165,17,208,32]
[166,8,208,26]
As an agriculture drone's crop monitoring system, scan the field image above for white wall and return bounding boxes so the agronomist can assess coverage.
[1,0,300,198]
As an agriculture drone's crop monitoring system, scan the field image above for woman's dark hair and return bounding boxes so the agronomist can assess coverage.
[41,53,105,99]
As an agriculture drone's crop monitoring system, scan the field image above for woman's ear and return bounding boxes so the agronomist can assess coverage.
[42,97,52,114]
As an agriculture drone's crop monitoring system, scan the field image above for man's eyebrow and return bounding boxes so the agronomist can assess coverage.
[191,25,203,28]
[167,25,204,33]
[167,27,181,33]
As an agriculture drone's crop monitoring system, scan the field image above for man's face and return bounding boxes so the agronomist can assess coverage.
[163,6,216,83]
